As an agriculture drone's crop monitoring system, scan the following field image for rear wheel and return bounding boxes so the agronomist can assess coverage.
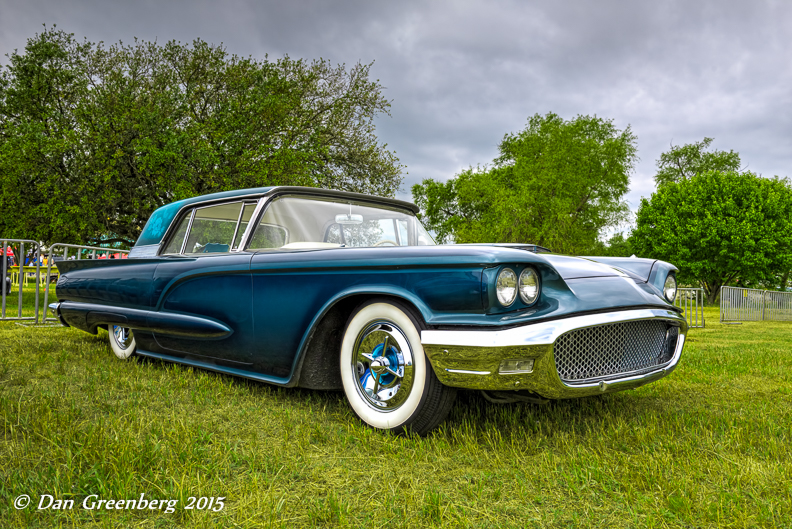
[339,300,456,435]
[109,325,136,360]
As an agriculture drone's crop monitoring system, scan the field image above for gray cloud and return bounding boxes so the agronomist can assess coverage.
[2,0,790,228]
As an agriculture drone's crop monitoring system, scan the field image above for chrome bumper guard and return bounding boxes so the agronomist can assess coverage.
[48,302,69,327]
[420,309,687,399]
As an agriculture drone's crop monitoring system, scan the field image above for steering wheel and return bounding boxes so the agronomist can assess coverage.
[374,240,398,247]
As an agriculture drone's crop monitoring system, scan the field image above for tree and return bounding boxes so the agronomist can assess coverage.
[589,232,634,257]
[0,27,402,246]
[654,137,741,187]
[632,170,792,303]
[412,113,637,254]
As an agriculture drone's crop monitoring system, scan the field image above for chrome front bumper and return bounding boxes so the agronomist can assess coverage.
[420,309,688,399]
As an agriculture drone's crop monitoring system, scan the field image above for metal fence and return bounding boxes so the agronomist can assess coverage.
[1,239,43,322]
[674,287,705,328]
[720,286,792,322]
[41,243,129,324]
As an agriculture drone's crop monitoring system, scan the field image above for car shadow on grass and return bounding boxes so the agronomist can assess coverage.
[130,350,693,445]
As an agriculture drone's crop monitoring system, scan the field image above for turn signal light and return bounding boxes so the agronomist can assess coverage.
[498,359,534,374]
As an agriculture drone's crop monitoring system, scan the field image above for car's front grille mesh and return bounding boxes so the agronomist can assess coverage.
[554,320,678,383]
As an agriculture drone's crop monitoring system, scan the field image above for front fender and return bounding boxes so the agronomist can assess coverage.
[287,285,435,387]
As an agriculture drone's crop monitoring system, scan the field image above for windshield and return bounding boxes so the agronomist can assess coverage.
[247,195,435,249]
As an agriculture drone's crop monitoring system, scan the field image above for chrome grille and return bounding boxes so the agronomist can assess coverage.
[554,320,678,383]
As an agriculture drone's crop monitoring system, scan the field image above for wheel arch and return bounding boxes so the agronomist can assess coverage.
[289,288,430,390]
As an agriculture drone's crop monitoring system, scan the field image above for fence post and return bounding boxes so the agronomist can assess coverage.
[763,290,767,321]
[2,238,7,319]
[17,242,24,318]
[34,245,40,323]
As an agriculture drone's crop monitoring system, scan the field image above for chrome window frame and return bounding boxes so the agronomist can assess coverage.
[242,193,427,250]
[234,197,270,252]
[151,187,422,257]
[154,189,428,256]
[178,209,197,254]
[231,201,259,251]
[158,197,269,257]
[181,201,245,255]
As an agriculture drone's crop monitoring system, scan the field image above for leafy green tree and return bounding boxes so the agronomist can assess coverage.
[412,113,637,254]
[632,170,792,303]
[654,137,741,187]
[0,28,402,246]
[589,232,634,257]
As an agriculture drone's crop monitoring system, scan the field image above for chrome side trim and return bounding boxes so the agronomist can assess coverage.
[445,368,491,375]
[421,309,684,348]
[57,301,232,338]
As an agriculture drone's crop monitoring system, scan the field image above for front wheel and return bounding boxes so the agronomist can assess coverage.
[339,300,456,435]
[109,325,136,360]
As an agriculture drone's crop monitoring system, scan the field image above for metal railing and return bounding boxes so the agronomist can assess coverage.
[674,288,705,328]
[720,286,792,322]
[764,290,792,321]
[1,239,42,323]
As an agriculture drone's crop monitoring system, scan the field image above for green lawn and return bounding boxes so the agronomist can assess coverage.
[1,307,791,527]
[0,282,53,321]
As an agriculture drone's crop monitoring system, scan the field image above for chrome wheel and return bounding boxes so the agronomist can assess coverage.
[113,326,133,349]
[352,321,414,411]
[340,300,457,435]
[109,325,136,360]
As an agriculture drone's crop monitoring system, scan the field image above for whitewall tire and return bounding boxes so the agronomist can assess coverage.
[109,325,136,360]
[340,299,456,435]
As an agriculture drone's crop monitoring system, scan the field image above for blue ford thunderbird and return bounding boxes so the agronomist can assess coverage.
[50,187,686,434]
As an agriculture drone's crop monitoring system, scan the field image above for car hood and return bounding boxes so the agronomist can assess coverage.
[534,254,622,280]
[452,244,654,281]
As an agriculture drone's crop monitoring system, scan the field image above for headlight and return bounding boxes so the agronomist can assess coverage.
[664,274,677,302]
[496,268,517,306]
[518,268,539,305]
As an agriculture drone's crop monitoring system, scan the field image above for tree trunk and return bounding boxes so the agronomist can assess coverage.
[705,282,721,305]
[781,269,791,292]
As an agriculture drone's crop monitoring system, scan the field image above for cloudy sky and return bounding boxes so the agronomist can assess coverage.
[2,0,790,229]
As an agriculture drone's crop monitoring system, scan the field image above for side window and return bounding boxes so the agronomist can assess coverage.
[183,202,243,254]
[162,213,192,254]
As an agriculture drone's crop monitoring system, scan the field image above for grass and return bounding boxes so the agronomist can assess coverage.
[0,306,791,527]
[0,282,52,321]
